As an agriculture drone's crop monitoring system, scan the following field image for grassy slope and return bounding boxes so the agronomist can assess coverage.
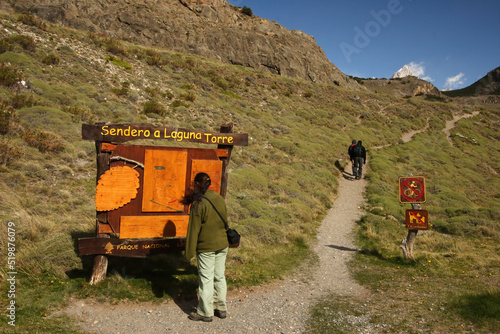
[0,12,498,333]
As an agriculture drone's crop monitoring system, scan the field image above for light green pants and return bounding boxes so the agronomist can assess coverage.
[196,247,228,317]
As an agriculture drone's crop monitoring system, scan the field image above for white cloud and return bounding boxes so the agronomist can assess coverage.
[444,73,466,90]
[407,62,433,82]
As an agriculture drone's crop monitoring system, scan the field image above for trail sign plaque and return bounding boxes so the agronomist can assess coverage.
[405,209,429,230]
[399,176,426,203]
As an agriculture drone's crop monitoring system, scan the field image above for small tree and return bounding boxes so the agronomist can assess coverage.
[241,6,253,17]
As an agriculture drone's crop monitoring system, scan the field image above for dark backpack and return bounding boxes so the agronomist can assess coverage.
[353,145,363,157]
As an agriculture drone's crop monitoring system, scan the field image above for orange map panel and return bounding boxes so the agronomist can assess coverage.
[142,150,187,212]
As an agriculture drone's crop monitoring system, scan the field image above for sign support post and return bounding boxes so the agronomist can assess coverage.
[398,176,428,260]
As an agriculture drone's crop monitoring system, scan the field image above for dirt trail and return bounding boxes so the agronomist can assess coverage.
[443,111,480,146]
[59,164,367,333]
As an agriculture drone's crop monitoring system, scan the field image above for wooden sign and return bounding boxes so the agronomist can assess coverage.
[399,176,426,203]
[79,123,242,284]
[82,123,248,146]
[78,237,186,258]
[405,209,429,230]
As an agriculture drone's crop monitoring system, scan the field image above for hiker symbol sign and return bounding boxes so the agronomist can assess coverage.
[399,176,426,203]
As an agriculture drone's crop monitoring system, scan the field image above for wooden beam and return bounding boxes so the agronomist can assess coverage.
[82,123,248,146]
[79,237,186,258]
[218,123,234,199]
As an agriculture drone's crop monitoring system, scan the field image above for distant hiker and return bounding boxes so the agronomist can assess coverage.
[348,140,357,176]
[352,141,366,180]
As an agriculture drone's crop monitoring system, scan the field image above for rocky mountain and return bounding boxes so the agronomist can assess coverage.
[2,0,359,89]
[442,66,500,97]
[392,65,414,79]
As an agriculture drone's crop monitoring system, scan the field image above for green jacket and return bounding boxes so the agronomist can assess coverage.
[185,189,229,260]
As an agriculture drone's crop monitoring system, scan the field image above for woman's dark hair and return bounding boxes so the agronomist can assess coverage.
[180,172,211,211]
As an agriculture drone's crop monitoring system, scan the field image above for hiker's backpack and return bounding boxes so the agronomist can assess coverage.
[353,145,363,157]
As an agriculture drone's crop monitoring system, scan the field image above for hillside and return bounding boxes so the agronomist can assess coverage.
[0,0,359,89]
[443,66,500,97]
[0,9,499,333]
[352,75,442,98]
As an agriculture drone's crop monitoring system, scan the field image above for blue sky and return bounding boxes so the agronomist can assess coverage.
[227,0,500,90]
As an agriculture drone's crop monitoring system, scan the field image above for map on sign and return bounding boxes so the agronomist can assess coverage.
[142,150,187,213]
[399,176,426,203]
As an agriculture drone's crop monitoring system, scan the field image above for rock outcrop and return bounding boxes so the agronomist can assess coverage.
[3,0,359,89]
[360,76,441,97]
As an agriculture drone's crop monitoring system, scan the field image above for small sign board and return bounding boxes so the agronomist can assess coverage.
[399,176,426,203]
[78,237,186,258]
[405,209,429,230]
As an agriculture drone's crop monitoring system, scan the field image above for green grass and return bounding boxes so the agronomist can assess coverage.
[0,10,498,333]
[307,107,500,333]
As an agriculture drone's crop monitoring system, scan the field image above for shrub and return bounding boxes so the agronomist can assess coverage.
[21,129,65,153]
[0,62,23,87]
[146,50,167,66]
[304,91,313,98]
[112,82,130,96]
[105,55,132,70]
[171,100,188,109]
[241,6,253,16]
[0,38,10,54]
[0,103,15,135]
[17,14,46,30]
[10,94,39,109]
[42,53,61,65]
[104,38,127,56]
[5,35,36,52]
[181,92,196,102]
[143,100,166,115]
[63,105,98,123]
[0,137,22,164]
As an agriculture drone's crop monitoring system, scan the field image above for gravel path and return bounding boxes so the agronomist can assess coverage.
[59,163,367,333]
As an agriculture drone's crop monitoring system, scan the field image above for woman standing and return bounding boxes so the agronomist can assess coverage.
[181,172,229,322]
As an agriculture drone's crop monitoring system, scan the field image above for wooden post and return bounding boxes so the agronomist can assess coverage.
[218,123,234,199]
[90,141,111,285]
[400,203,421,259]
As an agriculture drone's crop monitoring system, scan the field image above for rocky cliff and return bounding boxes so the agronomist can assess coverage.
[3,0,359,89]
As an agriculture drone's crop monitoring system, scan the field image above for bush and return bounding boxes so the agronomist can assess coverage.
[112,82,130,96]
[21,129,65,153]
[105,55,132,70]
[143,100,166,115]
[17,14,46,30]
[0,62,23,87]
[42,53,61,65]
[181,92,196,102]
[0,103,15,135]
[0,137,22,164]
[10,94,39,109]
[241,6,253,16]
[4,34,36,52]
[104,38,127,56]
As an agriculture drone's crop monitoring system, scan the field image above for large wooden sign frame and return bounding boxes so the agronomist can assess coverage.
[78,123,248,284]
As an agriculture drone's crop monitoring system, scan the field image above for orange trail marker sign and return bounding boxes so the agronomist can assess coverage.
[399,176,426,203]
